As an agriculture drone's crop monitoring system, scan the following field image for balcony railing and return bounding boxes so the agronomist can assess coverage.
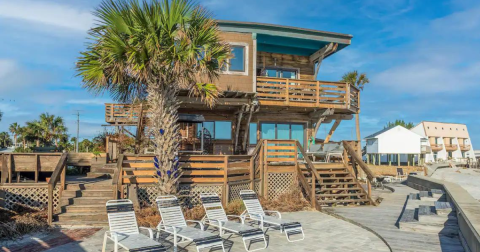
[256,77,359,110]
[444,144,458,151]
[105,103,145,123]
[421,145,431,153]
[430,144,443,152]
[459,144,471,151]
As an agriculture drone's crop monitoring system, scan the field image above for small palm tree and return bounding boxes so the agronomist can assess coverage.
[51,116,67,147]
[77,0,230,194]
[341,70,369,91]
[26,121,43,147]
[9,122,21,148]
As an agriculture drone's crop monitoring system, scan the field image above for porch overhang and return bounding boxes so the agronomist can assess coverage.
[217,20,352,57]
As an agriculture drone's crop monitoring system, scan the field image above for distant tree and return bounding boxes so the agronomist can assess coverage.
[384,120,415,129]
[341,70,369,91]
[0,110,2,122]
[79,139,94,152]
[9,122,20,148]
[0,132,12,148]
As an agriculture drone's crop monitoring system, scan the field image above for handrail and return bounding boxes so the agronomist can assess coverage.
[342,141,375,182]
[47,152,68,225]
[295,141,322,182]
[294,141,322,210]
[116,154,125,199]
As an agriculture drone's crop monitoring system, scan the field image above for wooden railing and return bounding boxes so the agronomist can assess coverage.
[0,153,62,184]
[47,153,67,225]
[105,103,145,123]
[256,77,359,110]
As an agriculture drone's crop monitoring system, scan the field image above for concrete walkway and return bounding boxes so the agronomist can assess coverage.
[46,211,389,252]
[431,167,480,200]
[332,183,464,252]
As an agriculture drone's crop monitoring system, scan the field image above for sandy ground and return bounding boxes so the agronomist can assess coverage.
[432,167,480,200]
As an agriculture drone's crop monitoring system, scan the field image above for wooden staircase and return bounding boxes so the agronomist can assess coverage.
[55,182,112,226]
[300,162,374,206]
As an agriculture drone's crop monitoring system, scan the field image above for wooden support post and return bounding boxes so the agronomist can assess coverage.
[128,185,140,209]
[355,114,361,154]
[263,140,269,199]
[311,164,316,209]
[367,180,372,199]
[234,106,246,153]
[324,120,341,143]
[408,154,410,167]
[249,155,254,190]
[0,154,6,184]
[316,81,320,107]
[17,172,20,183]
[223,156,229,205]
[35,154,39,183]
[313,108,334,139]
[259,141,265,196]
[242,105,255,152]
[285,79,289,105]
[8,154,12,183]
[398,154,400,166]
[48,183,53,225]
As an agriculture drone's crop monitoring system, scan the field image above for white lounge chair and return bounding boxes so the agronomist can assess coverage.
[155,195,225,252]
[103,199,165,252]
[200,193,267,251]
[239,190,305,242]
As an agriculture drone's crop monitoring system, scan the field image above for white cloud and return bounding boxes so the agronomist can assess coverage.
[0,0,93,32]
[0,102,30,117]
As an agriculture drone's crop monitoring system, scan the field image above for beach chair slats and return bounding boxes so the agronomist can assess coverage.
[156,197,187,227]
[106,200,140,235]
[200,194,228,222]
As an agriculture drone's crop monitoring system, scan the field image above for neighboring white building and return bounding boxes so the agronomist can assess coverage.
[365,125,428,166]
[411,121,475,162]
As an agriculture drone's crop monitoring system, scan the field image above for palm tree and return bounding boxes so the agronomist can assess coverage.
[0,132,12,148]
[76,0,230,194]
[51,116,67,147]
[26,121,43,147]
[341,70,369,91]
[0,111,3,122]
[9,122,21,148]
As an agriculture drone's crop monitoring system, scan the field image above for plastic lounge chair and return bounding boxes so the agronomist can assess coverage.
[155,195,225,252]
[396,167,407,181]
[325,143,344,163]
[200,193,267,251]
[239,190,305,242]
[306,144,327,162]
[103,199,165,252]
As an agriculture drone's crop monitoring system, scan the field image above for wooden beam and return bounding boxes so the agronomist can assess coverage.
[324,120,342,143]
[242,105,255,152]
[234,105,246,153]
[311,43,338,79]
[355,114,361,154]
[312,108,334,139]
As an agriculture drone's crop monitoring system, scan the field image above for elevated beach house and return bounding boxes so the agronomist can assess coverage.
[1,21,376,226]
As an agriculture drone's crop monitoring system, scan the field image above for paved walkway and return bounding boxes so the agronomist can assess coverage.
[431,167,480,200]
[46,211,389,252]
[332,183,464,252]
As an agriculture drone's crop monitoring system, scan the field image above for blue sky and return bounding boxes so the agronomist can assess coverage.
[0,0,479,146]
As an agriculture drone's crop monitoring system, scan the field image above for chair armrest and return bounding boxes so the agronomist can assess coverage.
[226,215,244,223]
[186,220,205,230]
[139,227,155,239]
[264,210,281,218]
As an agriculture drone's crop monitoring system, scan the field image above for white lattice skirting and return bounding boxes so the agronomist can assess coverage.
[267,172,296,201]
[1,186,60,211]
[229,182,250,202]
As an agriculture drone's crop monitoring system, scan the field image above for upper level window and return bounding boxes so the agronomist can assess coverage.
[222,43,248,75]
[197,121,232,140]
[259,67,298,79]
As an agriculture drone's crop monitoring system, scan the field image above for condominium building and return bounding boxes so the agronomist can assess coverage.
[411,121,475,162]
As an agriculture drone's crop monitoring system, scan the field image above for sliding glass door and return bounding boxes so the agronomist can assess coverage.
[260,123,305,147]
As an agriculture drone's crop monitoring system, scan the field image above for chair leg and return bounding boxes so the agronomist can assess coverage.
[285,227,305,242]
[243,234,268,252]
[114,240,118,252]
[102,233,108,252]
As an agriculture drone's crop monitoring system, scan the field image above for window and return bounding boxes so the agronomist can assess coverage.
[260,67,298,79]
[249,123,257,145]
[197,121,232,140]
[222,44,248,74]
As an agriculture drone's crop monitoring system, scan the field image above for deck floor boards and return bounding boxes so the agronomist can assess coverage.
[331,183,464,252]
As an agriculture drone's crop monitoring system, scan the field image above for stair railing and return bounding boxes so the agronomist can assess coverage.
[47,152,68,225]
[112,154,125,200]
[295,141,323,210]
[342,141,376,204]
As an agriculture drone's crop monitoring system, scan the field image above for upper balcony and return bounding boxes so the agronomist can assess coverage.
[256,77,359,112]
[430,144,443,152]
[459,144,471,151]
[444,144,458,151]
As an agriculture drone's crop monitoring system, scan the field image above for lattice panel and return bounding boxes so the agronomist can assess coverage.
[267,172,295,200]
[254,181,260,194]
[178,184,222,207]
[1,186,60,210]
[228,182,250,202]
[137,186,159,205]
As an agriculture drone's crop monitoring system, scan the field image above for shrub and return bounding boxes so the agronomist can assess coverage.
[224,200,245,215]
[136,206,161,228]
[259,187,311,212]
[0,204,51,240]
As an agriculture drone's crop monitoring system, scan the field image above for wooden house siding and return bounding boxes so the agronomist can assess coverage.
[257,51,315,80]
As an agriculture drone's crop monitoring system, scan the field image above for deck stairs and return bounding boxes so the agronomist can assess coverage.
[299,162,374,207]
[55,180,112,226]
[86,163,117,178]
[399,189,459,236]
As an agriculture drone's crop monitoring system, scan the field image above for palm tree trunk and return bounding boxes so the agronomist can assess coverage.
[36,139,40,147]
[148,82,181,195]
[14,135,17,148]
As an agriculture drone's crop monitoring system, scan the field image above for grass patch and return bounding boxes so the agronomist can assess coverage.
[0,204,51,240]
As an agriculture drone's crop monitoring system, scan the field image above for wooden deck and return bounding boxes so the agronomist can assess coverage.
[331,183,464,252]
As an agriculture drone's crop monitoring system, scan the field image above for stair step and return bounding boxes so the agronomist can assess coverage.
[62,190,113,198]
[86,172,112,178]
[318,187,362,192]
[321,182,358,186]
[318,193,366,198]
[61,197,111,205]
[57,212,108,222]
[62,205,106,213]
[320,198,370,204]
[435,201,454,215]
[66,184,112,190]
[418,205,457,224]
[90,168,115,174]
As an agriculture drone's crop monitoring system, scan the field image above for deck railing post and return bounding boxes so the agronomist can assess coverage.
[285,79,289,105]
[222,156,229,205]
[259,141,265,196]
[346,83,351,108]
[316,81,320,106]
[249,155,254,190]
[263,140,269,200]
[48,183,53,225]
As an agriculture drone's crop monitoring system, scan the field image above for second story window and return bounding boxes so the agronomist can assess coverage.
[222,43,248,75]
